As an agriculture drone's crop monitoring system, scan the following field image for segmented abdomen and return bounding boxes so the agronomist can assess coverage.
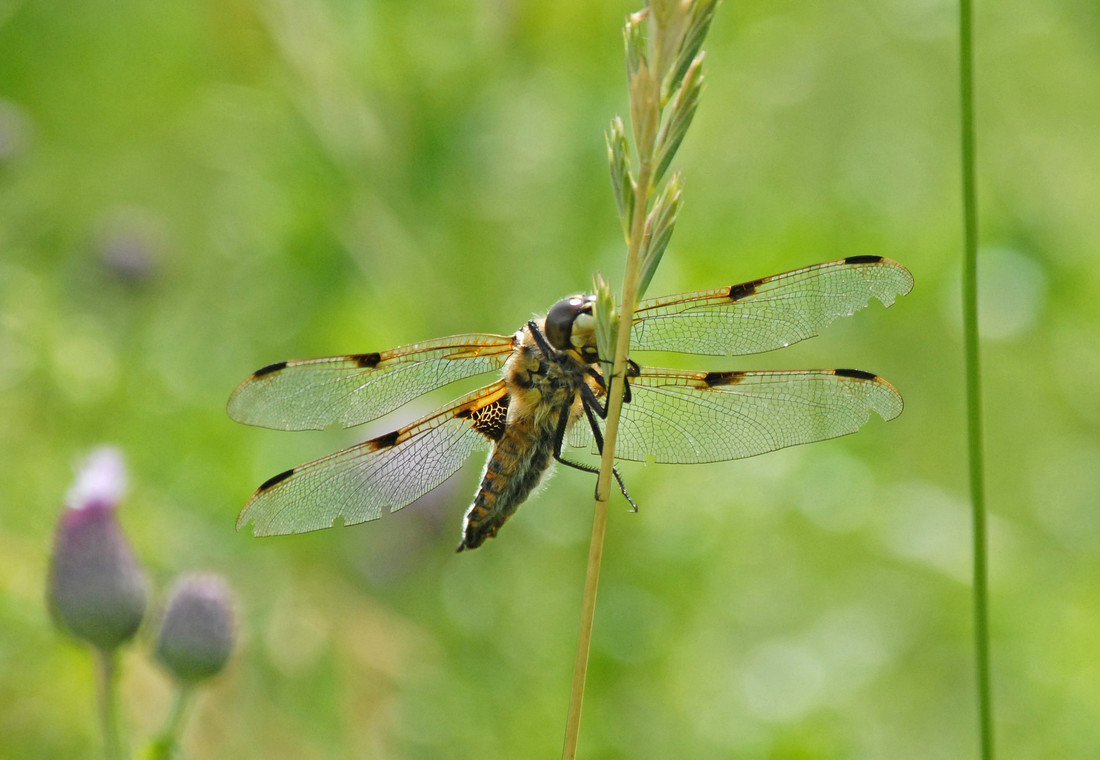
[459,420,556,551]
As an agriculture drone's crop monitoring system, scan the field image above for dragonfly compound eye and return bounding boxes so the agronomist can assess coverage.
[544,295,589,351]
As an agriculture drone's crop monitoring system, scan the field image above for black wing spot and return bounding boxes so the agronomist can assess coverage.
[844,255,883,264]
[835,368,878,380]
[259,468,294,491]
[353,352,382,368]
[727,279,762,301]
[369,429,401,449]
[253,361,288,378]
[703,370,746,387]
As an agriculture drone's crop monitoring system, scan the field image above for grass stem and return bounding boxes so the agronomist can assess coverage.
[959,1,994,757]
[562,155,653,760]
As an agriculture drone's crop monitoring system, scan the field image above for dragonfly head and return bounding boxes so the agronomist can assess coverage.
[545,294,598,360]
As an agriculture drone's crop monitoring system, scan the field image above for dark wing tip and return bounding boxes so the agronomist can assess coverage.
[843,255,884,264]
[253,360,288,378]
[834,368,878,380]
[258,468,294,492]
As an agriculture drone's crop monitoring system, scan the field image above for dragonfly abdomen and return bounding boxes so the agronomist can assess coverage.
[458,422,556,551]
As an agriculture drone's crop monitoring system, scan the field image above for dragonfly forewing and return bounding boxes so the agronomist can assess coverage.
[227,334,514,431]
[630,256,913,356]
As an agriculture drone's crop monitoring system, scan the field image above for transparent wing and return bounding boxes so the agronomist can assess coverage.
[630,256,913,356]
[227,334,514,431]
[237,382,509,536]
[568,368,903,464]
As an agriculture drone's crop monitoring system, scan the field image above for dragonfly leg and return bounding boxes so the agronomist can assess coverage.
[577,394,638,512]
[584,358,639,413]
[604,468,638,512]
[526,319,555,358]
[551,396,638,511]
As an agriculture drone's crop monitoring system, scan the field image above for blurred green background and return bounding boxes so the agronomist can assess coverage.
[2,0,1098,757]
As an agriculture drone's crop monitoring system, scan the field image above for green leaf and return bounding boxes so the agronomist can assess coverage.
[637,172,683,298]
[592,273,619,382]
[666,0,717,97]
[606,117,636,241]
[653,53,705,185]
[650,0,689,99]
[625,11,659,161]
[624,11,647,83]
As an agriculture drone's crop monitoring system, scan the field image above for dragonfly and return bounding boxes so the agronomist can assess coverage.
[228,255,913,551]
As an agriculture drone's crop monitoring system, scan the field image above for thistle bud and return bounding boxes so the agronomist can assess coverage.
[155,574,236,684]
[47,447,147,651]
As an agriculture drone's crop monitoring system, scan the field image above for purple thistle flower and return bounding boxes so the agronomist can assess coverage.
[155,574,236,684]
[47,447,147,652]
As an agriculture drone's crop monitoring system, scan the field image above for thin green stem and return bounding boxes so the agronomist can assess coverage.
[149,685,194,760]
[562,157,654,760]
[959,1,994,758]
[561,497,607,760]
[95,648,124,760]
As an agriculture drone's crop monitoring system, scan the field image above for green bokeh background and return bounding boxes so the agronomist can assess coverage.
[3,1,1098,758]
